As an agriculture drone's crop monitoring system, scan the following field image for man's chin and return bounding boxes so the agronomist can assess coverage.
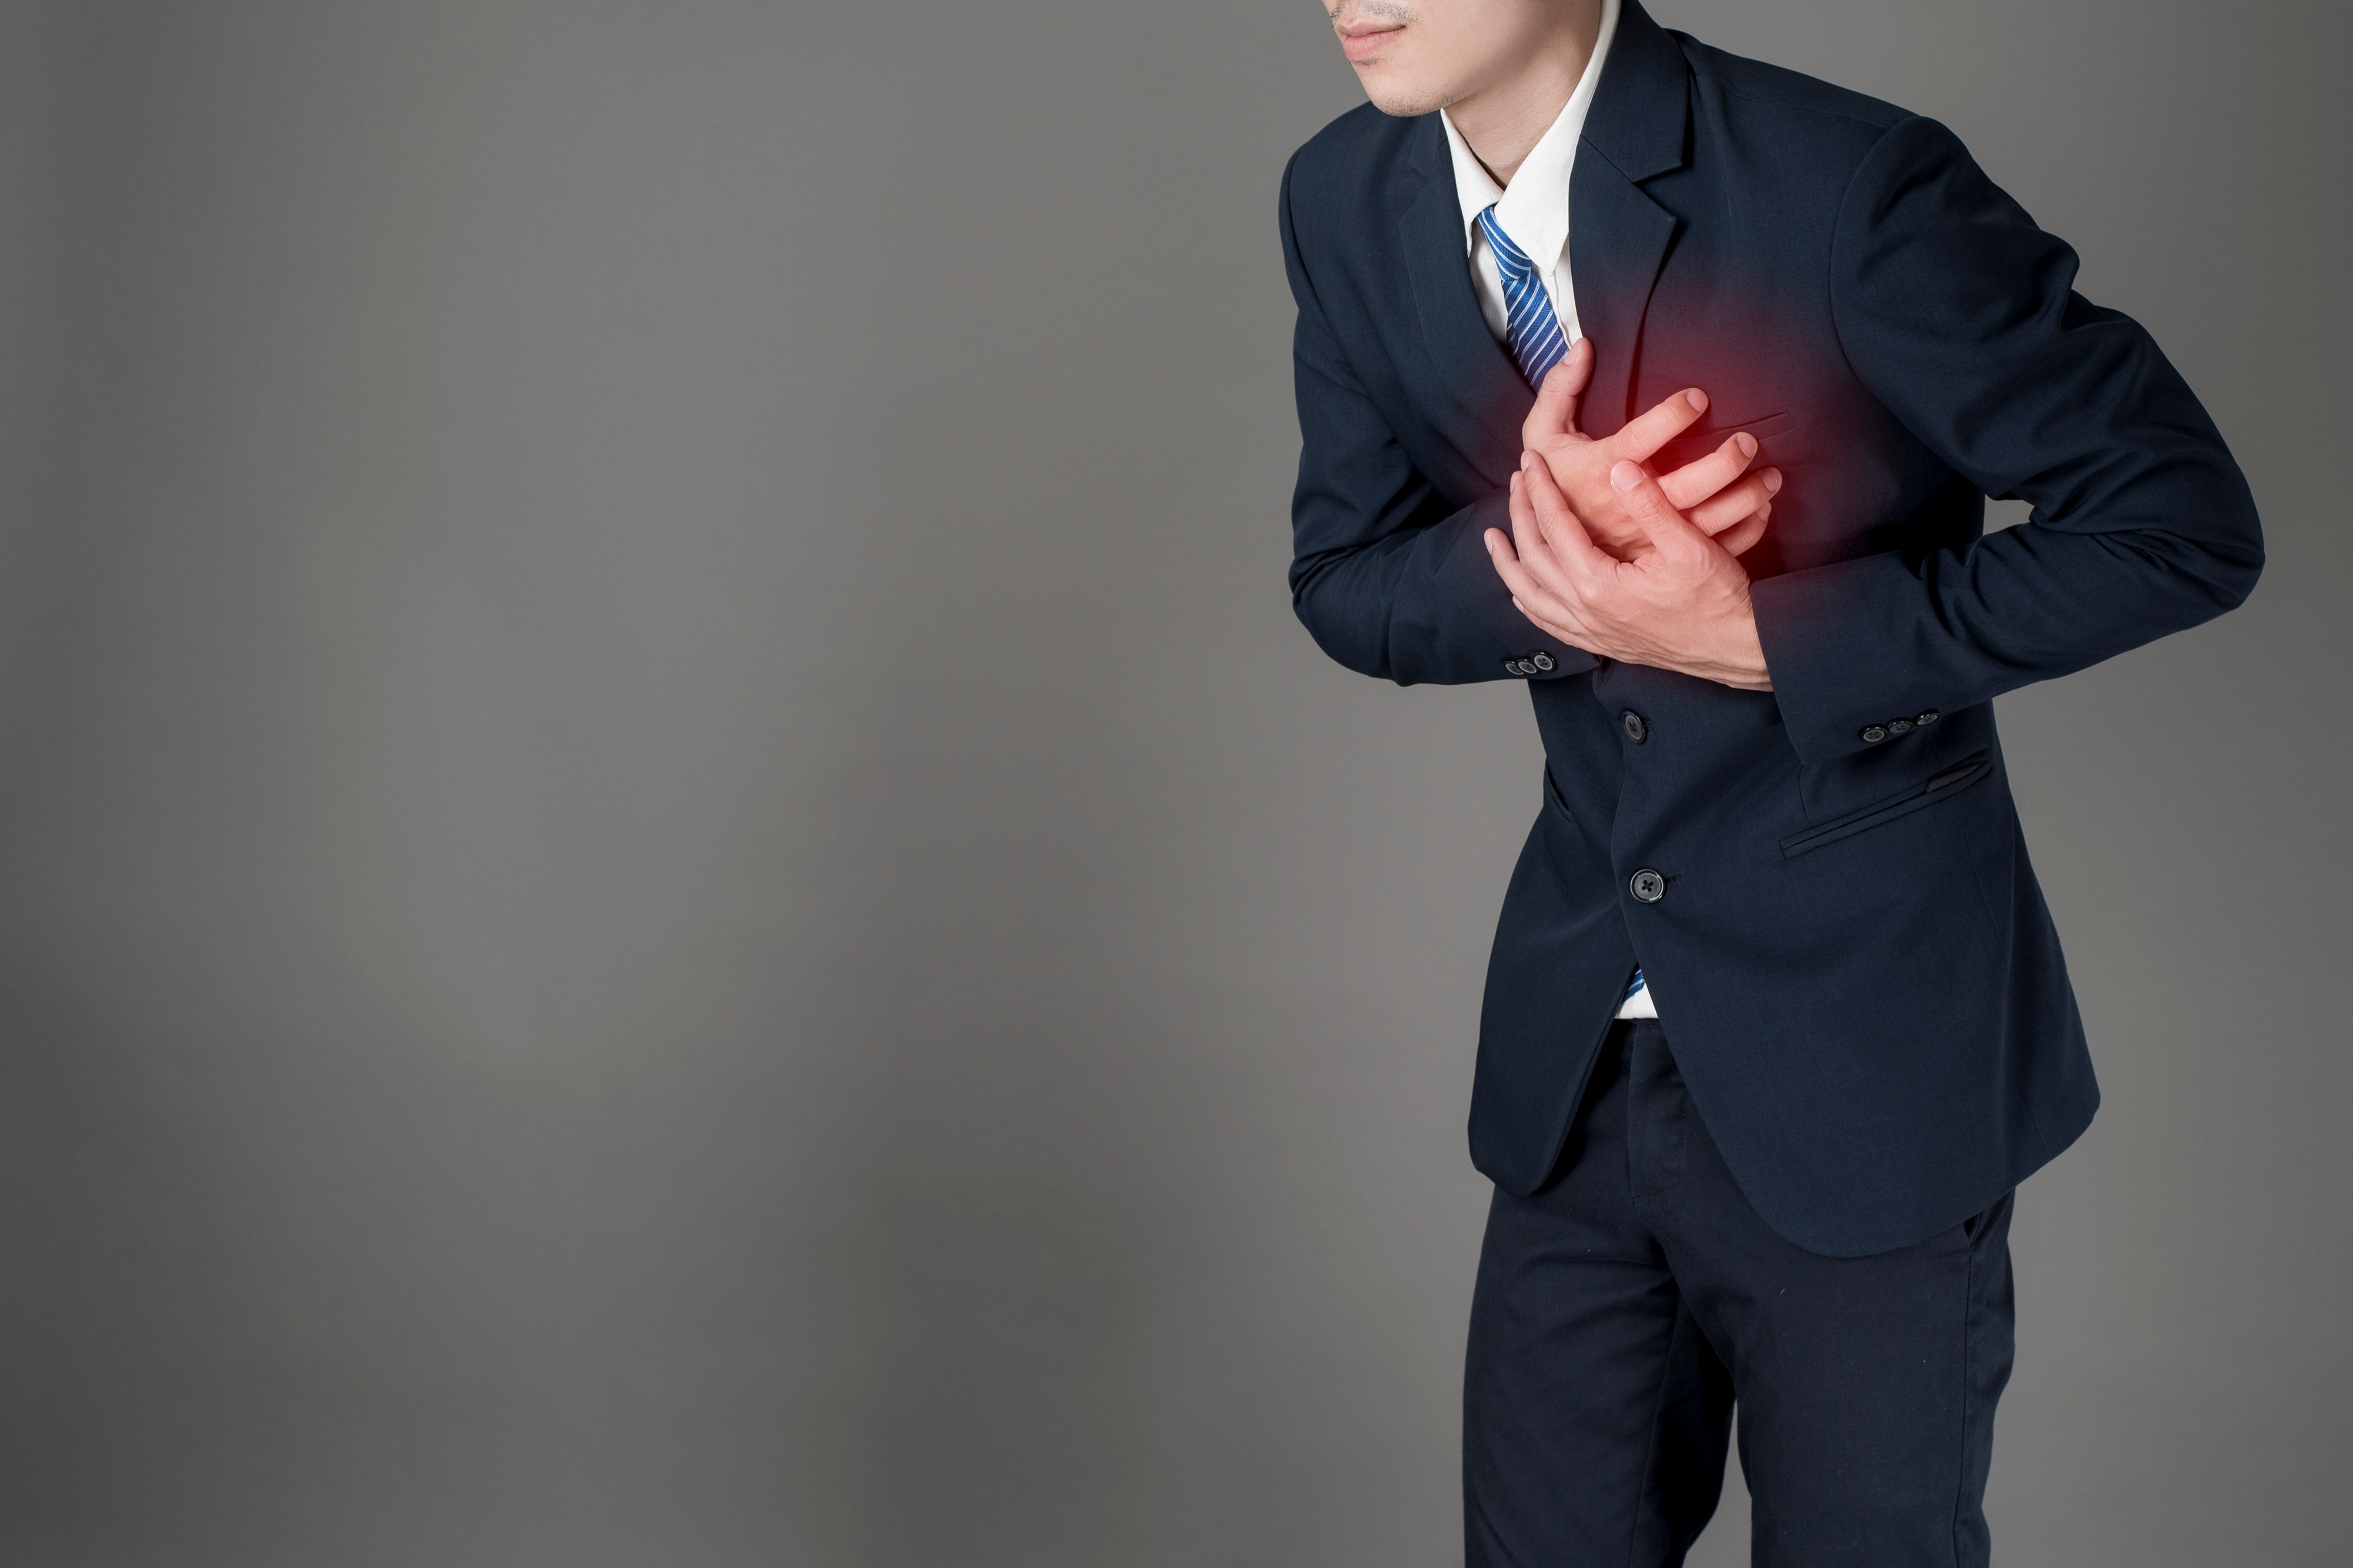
[1357,74,1449,118]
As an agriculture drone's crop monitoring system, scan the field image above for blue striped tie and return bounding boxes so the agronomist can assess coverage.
[1475,206,1570,391]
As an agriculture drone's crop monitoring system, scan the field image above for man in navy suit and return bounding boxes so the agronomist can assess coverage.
[1282,1,2261,1561]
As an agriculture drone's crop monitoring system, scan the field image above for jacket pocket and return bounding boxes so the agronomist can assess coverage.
[1543,766,1574,822]
[1779,751,1989,858]
[1649,412,1798,471]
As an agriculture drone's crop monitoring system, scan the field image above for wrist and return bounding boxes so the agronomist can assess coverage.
[1692,595,1771,690]
[1719,600,1772,689]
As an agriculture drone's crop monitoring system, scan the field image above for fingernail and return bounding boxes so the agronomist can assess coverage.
[1611,461,1643,493]
[1521,451,1536,471]
[1736,432,1758,458]
[1685,389,1708,412]
[1764,471,1782,495]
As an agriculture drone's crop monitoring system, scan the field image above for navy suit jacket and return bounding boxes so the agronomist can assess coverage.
[1278,1,2262,1256]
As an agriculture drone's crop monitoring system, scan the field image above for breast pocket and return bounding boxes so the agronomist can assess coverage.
[1779,752,1990,858]
[1648,412,1798,472]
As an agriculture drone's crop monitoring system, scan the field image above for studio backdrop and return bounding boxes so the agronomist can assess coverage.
[0,2,2344,1564]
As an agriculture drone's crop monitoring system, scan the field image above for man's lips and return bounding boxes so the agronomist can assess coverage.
[1339,24,1404,62]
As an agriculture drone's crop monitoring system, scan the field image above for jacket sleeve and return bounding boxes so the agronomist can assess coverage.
[1749,115,2262,765]
[1280,154,1594,687]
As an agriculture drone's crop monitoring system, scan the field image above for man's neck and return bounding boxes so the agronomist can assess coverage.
[1445,8,1602,187]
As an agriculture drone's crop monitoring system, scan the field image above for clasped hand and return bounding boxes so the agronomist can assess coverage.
[1482,338,1777,691]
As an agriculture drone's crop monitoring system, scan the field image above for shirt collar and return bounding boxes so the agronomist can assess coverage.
[1438,0,1620,275]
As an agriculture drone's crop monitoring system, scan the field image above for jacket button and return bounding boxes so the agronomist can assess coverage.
[1629,868,1667,904]
[1887,716,1914,736]
[1860,724,1889,744]
[1915,709,1940,726]
[1621,709,1648,743]
[1532,652,1555,672]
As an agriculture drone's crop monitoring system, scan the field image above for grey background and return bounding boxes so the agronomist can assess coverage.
[0,1,2342,1563]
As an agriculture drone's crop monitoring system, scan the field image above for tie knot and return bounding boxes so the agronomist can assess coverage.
[1477,207,1538,278]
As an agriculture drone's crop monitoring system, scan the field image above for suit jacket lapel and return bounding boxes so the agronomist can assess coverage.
[1397,117,1528,485]
[1569,169,1678,440]
[1569,0,1691,439]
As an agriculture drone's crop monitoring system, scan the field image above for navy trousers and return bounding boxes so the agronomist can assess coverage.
[1464,1022,2017,1567]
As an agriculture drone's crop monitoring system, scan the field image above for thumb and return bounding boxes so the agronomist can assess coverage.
[1522,336,1594,446]
[1610,459,1712,568]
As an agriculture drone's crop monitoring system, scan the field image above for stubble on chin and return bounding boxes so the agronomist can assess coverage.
[1361,80,1450,118]
[1354,58,1454,121]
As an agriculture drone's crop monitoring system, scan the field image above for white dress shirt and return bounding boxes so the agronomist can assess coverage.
[1439,0,1656,1022]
